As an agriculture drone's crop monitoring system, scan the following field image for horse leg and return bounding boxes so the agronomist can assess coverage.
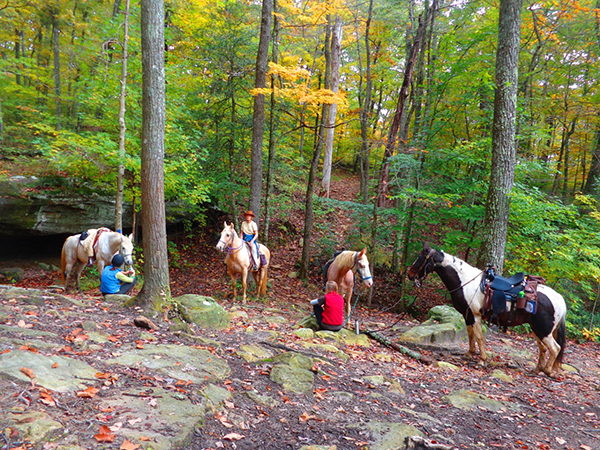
[241,268,248,304]
[466,325,477,356]
[75,263,86,292]
[540,335,561,377]
[472,318,488,362]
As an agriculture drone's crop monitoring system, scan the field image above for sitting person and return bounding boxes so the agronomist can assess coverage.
[310,280,344,332]
[100,254,137,296]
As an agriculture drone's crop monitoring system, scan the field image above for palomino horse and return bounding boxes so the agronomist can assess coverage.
[61,229,134,292]
[407,242,567,377]
[326,249,373,317]
[216,222,271,303]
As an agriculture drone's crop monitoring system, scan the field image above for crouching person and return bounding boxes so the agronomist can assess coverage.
[310,280,344,332]
[101,254,137,296]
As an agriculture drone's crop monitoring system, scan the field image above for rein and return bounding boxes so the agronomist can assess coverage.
[219,229,243,254]
[352,251,372,282]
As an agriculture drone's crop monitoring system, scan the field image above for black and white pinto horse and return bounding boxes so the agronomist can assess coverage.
[407,243,567,378]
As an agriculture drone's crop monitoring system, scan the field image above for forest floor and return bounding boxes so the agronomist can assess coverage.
[1,170,600,450]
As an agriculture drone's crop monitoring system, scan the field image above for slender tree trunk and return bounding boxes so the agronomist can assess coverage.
[476,0,523,274]
[376,12,428,207]
[299,104,328,279]
[321,15,342,198]
[357,0,374,204]
[584,125,600,194]
[115,0,130,233]
[299,23,331,280]
[264,0,280,244]
[136,0,171,309]
[51,1,62,130]
[249,0,272,225]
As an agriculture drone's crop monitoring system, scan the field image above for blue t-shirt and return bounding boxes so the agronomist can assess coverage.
[101,266,122,294]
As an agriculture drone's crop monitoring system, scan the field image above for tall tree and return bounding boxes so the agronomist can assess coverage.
[476,0,523,274]
[136,0,170,309]
[321,14,342,198]
[115,0,131,234]
[249,0,273,224]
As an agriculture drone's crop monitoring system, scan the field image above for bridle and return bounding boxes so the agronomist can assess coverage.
[218,228,243,253]
[408,247,437,288]
[352,251,372,282]
[410,247,484,294]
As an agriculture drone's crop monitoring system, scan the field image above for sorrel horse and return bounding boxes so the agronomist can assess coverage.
[216,222,271,303]
[326,249,373,317]
[61,229,134,292]
[407,242,567,377]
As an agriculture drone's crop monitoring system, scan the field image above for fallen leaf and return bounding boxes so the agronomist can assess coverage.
[76,386,100,398]
[52,362,58,368]
[39,391,56,407]
[94,425,115,443]
[128,417,142,426]
[223,433,245,441]
[120,440,140,450]
[20,367,35,379]
[299,412,317,422]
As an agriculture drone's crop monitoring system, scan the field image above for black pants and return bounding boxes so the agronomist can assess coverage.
[103,277,137,296]
[313,304,343,332]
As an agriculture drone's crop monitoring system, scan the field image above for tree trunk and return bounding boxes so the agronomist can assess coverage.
[357,0,374,204]
[476,0,523,274]
[299,104,328,279]
[136,0,171,309]
[321,15,342,198]
[51,1,62,130]
[264,0,280,244]
[376,11,428,207]
[115,0,130,233]
[248,0,273,226]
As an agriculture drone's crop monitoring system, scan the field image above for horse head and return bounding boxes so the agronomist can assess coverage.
[356,248,373,287]
[407,242,441,287]
[119,234,135,267]
[216,222,235,252]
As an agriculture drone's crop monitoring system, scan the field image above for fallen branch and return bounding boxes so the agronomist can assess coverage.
[363,329,433,365]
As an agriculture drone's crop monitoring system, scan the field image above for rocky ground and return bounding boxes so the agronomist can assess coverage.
[1,173,600,450]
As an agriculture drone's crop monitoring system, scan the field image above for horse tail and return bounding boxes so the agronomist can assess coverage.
[555,314,567,365]
[61,240,67,285]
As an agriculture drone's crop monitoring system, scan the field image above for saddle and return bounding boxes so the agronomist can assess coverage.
[482,266,545,323]
[244,242,266,271]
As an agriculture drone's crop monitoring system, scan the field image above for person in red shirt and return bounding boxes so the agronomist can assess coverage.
[310,281,344,331]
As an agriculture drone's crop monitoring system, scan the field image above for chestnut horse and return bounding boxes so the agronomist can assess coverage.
[326,249,373,317]
[61,229,134,292]
[407,242,566,377]
[216,223,271,303]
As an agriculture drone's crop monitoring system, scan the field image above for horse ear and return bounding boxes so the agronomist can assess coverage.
[423,241,430,251]
[224,221,228,228]
[360,248,367,257]
[128,233,134,241]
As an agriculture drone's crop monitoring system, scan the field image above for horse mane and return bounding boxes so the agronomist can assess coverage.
[334,250,357,268]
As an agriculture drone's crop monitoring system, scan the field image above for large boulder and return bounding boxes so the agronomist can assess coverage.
[174,294,231,330]
[399,304,467,346]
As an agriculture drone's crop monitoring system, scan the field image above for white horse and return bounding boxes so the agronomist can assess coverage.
[325,249,373,317]
[407,242,567,377]
[216,222,271,303]
[61,229,134,292]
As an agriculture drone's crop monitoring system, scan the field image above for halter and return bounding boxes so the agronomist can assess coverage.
[352,251,372,282]
[409,247,437,288]
[218,228,243,254]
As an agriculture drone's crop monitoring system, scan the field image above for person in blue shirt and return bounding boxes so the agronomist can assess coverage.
[100,254,137,295]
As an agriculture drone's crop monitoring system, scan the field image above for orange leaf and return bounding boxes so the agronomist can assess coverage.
[94,425,115,443]
[95,372,113,379]
[39,392,56,407]
[76,386,100,398]
[20,367,35,379]
[139,436,151,441]
[120,440,140,450]
[52,362,59,368]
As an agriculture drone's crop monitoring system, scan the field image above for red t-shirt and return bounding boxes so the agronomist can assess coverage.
[322,291,344,326]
